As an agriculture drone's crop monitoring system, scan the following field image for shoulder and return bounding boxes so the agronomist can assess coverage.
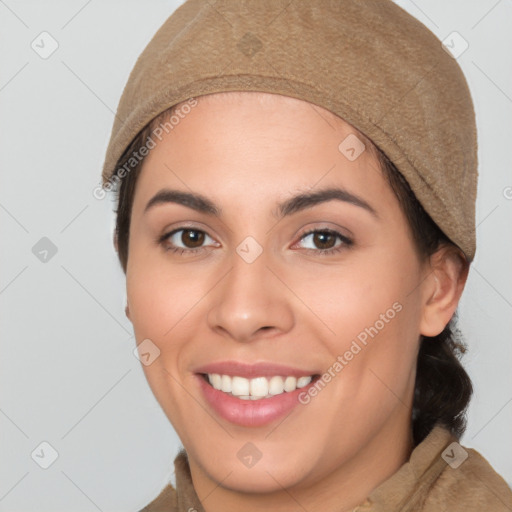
[138,484,177,512]
[423,443,512,511]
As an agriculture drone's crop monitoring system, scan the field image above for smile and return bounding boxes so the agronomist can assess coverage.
[203,373,318,400]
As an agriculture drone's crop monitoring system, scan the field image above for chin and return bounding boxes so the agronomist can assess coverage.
[207,459,309,494]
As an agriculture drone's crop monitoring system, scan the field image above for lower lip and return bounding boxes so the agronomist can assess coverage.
[196,374,316,427]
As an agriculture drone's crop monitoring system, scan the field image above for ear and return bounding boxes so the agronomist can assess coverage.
[419,245,469,337]
[125,303,131,320]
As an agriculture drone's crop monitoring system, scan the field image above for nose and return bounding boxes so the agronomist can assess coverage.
[206,244,294,343]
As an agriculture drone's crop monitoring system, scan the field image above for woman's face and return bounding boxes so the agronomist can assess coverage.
[126,92,431,496]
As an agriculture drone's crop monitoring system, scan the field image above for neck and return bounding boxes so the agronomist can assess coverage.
[187,413,415,512]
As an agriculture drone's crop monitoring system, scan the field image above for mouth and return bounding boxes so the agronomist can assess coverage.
[193,360,323,426]
[195,371,322,427]
[198,372,321,400]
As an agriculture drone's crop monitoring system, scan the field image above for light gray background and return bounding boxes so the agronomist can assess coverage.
[1,1,511,510]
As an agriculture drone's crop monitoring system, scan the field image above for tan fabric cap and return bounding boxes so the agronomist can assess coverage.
[101,0,478,261]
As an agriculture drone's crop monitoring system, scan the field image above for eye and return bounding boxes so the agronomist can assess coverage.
[295,228,353,255]
[158,228,218,255]
[157,227,352,257]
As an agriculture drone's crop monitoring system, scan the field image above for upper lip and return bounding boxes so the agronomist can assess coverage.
[194,361,320,379]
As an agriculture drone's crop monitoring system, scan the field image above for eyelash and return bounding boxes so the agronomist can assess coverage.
[157,227,353,256]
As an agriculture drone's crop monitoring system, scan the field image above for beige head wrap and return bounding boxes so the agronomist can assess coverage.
[101,0,477,261]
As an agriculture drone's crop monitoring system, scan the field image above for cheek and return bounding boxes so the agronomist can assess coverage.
[294,250,421,407]
[125,257,207,431]
[293,248,418,340]
[126,244,208,340]
[125,250,220,403]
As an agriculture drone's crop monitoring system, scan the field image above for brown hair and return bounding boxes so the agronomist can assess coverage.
[111,106,473,447]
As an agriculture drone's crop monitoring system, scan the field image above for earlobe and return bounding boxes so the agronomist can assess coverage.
[419,245,469,337]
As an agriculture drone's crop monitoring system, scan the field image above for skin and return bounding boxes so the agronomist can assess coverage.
[122,91,468,512]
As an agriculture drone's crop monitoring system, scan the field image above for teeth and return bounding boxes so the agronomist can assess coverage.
[268,375,284,395]
[232,376,250,396]
[250,377,269,397]
[284,376,297,392]
[211,373,222,390]
[221,374,232,393]
[206,373,313,399]
[297,376,312,388]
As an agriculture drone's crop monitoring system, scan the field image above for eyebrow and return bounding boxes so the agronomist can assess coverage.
[144,187,379,219]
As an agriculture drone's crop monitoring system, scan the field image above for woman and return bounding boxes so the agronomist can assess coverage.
[100,1,512,510]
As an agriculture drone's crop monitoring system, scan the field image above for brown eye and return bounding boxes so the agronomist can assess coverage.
[159,228,217,255]
[180,229,205,248]
[311,231,336,250]
[296,228,353,255]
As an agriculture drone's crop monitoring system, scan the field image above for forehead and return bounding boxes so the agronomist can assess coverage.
[153,91,377,152]
[133,91,389,213]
